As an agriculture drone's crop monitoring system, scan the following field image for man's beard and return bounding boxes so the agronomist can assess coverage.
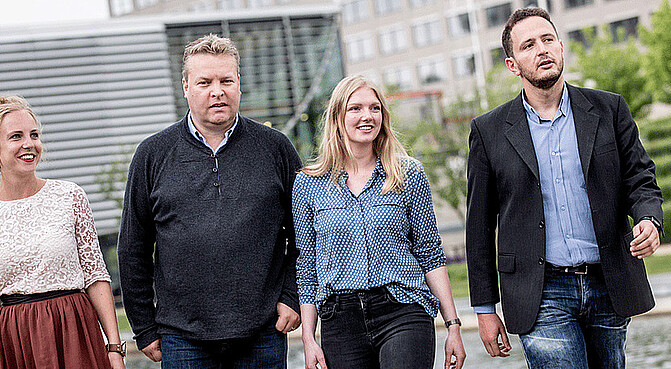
[519,58,564,90]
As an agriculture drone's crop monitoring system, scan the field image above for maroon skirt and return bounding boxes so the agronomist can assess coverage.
[0,291,112,369]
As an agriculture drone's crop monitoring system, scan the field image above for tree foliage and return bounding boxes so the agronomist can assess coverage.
[568,26,651,118]
[641,0,671,104]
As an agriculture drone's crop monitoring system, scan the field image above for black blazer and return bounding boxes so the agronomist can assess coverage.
[466,84,663,334]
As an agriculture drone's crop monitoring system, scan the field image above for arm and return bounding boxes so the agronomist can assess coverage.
[613,95,663,255]
[86,281,126,369]
[72,187,124,368]
[117,147,160,353]
[300,303,328,369]
[466,120,510,357]
[425,267,466,369]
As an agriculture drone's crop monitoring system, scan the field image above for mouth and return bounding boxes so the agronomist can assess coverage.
[18,153,37,162]
[210,102,228,109]
[356,125,375,132]
[538,59,554,69]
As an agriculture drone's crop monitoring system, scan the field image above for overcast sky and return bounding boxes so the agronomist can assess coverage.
[2,0,109,27]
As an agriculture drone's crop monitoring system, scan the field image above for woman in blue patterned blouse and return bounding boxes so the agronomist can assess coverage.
[293,75,466,369]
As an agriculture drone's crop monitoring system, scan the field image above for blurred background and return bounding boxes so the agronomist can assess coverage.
[2,0,671,367]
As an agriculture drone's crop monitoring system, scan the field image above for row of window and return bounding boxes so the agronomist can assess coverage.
[567,16,639,47]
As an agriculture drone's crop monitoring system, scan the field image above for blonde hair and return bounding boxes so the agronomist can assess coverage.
[303,75,410,194]
[182,33,240,81]
[0,96,40,130]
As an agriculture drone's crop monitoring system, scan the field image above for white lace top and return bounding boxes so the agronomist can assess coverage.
[0,180,111,296]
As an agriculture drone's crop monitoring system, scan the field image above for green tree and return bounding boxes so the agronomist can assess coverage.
[641,0,671,104]
[569,26,651,118]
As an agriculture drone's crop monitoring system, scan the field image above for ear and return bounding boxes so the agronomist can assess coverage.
[505,57,521,77]
[182,77,188,98]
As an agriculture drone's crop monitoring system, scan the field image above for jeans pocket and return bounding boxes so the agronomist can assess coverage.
[318,302,337,322]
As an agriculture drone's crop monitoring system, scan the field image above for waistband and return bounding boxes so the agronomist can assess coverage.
[545,263,601,276]
[1,289,82,306]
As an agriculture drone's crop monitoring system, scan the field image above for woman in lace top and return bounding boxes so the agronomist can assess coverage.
[0,96,126,369]
[293,75,466,369]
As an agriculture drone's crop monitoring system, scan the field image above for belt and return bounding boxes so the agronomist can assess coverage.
[546,263,601,276]
[0,289,81,306]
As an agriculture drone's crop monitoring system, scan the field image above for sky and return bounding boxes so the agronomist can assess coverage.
[2,0,109,27]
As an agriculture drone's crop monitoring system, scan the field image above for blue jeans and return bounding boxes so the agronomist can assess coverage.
[320,287,435,369]
[160,324,287,369]
[519,267,630,369]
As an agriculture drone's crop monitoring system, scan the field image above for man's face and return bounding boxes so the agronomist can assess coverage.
[506,16,564,90]
[182,53,241,130]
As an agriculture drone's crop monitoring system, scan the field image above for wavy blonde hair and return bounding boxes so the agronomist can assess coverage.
[302,75,410,194]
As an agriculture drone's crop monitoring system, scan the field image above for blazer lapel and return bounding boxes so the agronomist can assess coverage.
[504,93,540,181]
[567,84,600,179]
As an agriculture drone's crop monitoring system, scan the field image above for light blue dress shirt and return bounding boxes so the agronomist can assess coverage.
[187,113,238,154]
[292,159,447,317]
[473,85,600,314]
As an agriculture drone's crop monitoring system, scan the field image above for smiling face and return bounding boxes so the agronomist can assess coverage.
[0,109,42,177]
[343,87,383,152]
[182,53,241,132]
[506,16,564,90]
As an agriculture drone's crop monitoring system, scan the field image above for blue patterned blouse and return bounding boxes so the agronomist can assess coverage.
[292,158,447,317]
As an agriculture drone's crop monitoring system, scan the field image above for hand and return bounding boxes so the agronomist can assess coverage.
[108,352,126,369]
[303,338,328,369]
[477,313,511,357]
[276,302,301,334]
[444,326,466,369]
[141,339,162,362]
[630,220,660,259]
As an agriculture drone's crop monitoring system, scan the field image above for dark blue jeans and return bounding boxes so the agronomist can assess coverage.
[160,324,287,369]
[519,268,630,369]
[319,287,435,369]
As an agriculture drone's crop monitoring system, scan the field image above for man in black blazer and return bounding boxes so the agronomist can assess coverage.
[466,8,663,368]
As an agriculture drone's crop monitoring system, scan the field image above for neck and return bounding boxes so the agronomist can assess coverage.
[191,114,236,148]
[345,145,376,175]
[0,173,45,201]
[522,77,565,120]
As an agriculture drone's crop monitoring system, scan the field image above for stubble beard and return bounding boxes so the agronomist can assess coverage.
[519,58,564,90]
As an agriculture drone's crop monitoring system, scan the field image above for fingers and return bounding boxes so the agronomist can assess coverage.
[140,339,162,362]
[630,222,660,259]
[499,326,512,354]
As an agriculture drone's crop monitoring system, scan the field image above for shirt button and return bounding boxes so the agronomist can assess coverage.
[555,178,561,183]
[560,205,566,211]
[210,154,216,158]
[539,221,545,228]
[538,257,545,265]
[212,168,218,173]
[213,182,219,187]
[565,234,570,238]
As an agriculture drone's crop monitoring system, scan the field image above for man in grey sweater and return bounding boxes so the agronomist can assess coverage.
[118,34,302,368]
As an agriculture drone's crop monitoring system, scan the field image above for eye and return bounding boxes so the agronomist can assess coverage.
[348,106,360,112]
[30,132,39,139]
[9,133,21,139]
[371,105,381,112]
[197,80,209,86]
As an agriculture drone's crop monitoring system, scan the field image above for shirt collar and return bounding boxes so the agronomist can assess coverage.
[522,83,570,123]
[187,113,239,150]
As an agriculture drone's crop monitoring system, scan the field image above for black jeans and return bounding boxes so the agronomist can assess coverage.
[319,287,435,369]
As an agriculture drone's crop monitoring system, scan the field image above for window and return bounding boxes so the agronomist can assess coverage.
[136,0,159,8]
[375,0,403,15]
[567,26,596,48]
[220,0,244,9]
[490,47,506,65]
[448,13,471,38]
[378,26,408,55]
[191,1,215,11]
[343,0,369,24]
[610,17,639,42]
[346,34,375,63]
[523,0,552,12]
[418,57,447,84]
[383,66,414,91]
[413,20,443,47]
[453,53,476,77]
[109,0,134,15]
[486,3,512,28]
[565,0,593,9]
[409,0,436,7]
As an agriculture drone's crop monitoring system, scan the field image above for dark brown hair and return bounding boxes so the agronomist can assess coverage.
[502,7,558,58]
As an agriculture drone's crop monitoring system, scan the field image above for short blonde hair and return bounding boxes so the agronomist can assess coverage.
[182,34,240,81]
[0,96,40,130]
[303,75,410,194]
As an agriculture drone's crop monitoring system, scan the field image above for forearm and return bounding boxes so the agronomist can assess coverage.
[85,280,122,344]
[300,303,319,344]
[425,266,459,322]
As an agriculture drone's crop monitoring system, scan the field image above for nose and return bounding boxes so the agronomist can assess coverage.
[362,108,373,121]
[211,82,224,97]
[21,137,34,149]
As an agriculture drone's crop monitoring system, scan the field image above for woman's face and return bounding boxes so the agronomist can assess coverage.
[0,110,42,177]
[343,87,382,150]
